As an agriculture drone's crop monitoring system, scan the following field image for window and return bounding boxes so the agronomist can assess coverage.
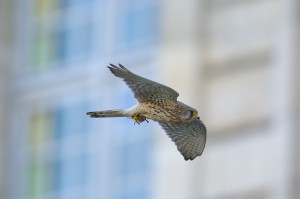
[53,102,88,191]
[118,0,159,49]
[26,109,54,198]
[53,156,86,190]
[58,23,92,64]
[112,89,153,199]
[26,100,89,198]
[35,0,58,17]
[61,0,94,9]
[30,0,95,72]
[32,31,58,71]
[118,129,152,175]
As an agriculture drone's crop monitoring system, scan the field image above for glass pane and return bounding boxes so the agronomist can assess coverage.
[53,101,88,191]
[32,32,57,71]
[121,4,158,47]
[27,162,52,198]
[61,0,93,9]
[29,111,52,147]
[35,0,58,17]
[26,109,54,198]
[58,24,92,62]
[54,102,87,139]
[119,139,151,174]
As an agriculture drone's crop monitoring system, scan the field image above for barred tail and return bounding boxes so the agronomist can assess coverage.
[86,110,127,118]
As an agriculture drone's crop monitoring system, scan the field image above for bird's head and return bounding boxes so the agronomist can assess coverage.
[181,109,199,120]
[178,101,200,120]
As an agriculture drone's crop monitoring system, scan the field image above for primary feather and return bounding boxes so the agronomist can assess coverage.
[87,64,207,160]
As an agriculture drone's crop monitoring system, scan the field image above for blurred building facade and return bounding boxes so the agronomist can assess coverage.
[1,0,159,199]
[0,0,299,199]
[157,1,300,199]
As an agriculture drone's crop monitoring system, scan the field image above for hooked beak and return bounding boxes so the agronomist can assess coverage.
[193,111,198,119]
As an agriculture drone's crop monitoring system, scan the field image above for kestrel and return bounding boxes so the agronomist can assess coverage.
[87,64,206,160]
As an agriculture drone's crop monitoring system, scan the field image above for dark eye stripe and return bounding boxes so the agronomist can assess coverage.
[189,111,194,119]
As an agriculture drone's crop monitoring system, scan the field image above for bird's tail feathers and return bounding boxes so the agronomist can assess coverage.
[86,110,127,118]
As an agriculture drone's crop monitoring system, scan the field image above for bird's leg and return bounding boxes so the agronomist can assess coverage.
[131,114,147,125]
[131,114,141,125]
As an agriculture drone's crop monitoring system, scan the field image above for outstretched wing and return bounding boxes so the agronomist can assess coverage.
[108,64,179,103]
[159,119,207,160]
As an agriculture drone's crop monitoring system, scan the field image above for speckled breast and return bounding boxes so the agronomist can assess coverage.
[139,102,180,122]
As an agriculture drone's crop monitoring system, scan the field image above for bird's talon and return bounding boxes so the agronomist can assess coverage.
[132,114,140,125]
[134,120,140,125]
[131,114,148,125]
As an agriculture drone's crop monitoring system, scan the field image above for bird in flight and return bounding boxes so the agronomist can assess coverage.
[87,64,206,160]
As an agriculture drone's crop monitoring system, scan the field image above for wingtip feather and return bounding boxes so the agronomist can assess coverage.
[107,63,132,77]
[118,63,127,70]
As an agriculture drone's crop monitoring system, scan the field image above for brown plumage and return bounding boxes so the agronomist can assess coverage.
[87,64,206,160]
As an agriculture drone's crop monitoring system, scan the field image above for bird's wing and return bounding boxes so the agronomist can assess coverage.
[108,64,179,103]
[159,119,206,160]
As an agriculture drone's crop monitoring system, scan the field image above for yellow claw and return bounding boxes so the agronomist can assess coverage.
[131,114,148,125]
[131,114,140,125]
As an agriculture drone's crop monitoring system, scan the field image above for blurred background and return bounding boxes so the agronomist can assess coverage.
[0,0,299,199]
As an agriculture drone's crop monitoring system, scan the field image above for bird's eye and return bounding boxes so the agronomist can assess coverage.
[181,110,193,120]
[189,110,195,118]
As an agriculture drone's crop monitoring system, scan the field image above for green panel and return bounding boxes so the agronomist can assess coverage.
[29,110,53,147]
[32,32,57,72]
[26,109,54,198]
[27,161,52,199]
[35,0,58,17]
